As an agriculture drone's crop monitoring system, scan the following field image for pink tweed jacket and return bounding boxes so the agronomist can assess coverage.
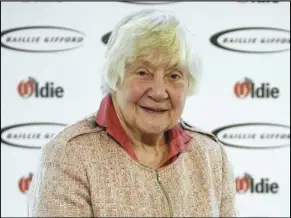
[28,115,237,217]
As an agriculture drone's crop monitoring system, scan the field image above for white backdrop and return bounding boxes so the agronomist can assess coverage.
[1,1,290,217]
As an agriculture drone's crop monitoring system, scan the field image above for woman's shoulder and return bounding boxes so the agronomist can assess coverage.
[180,119,218,144]
[55,113,102,141]
[179,119,227,155]
[180,119,231,165]
[39,113,103,164]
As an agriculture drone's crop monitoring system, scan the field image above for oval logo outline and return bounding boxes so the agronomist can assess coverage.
[1,122,66,149]
[101,31,112,45]
[212,122,290,149]
[119,1,177,4]
[210,27,290,54]
[1,26,86,53]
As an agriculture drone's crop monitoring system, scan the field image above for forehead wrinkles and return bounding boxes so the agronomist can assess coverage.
[134,49,181,70]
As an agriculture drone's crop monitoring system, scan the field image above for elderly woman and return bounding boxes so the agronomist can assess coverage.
[28,9,237,217]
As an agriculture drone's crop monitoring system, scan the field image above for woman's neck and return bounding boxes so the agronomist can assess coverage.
[112,95,169,169]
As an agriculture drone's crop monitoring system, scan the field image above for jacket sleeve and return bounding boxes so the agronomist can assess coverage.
[27,137,93,217]
[219,145,237,217]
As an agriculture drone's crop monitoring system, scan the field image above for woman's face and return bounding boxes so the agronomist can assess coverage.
[114,54,189,135]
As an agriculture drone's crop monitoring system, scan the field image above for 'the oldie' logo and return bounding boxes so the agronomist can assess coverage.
[234,77,280,99]
[236,173,279,194]
[17,77,64,98]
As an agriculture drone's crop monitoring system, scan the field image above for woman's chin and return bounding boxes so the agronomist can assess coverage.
[136,121,168,135]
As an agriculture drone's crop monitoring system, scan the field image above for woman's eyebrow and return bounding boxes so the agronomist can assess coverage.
[166,63,180,70]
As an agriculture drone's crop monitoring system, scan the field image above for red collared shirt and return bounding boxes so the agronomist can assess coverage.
[95,94,192,168]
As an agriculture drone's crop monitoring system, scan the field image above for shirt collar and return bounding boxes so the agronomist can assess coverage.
[95,94,193,161]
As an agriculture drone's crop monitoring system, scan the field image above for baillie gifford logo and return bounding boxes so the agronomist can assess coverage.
[237,1,279,3]
[120,1,176,4]
[101,31,111,45]
[234,77,280,99]
[17,77,64,98]
[1,26,85,53]
[1,122,66,149]
[212,122,290,149]
[19,173,33,194]
[236,173,279,194]
[210,27,289,53]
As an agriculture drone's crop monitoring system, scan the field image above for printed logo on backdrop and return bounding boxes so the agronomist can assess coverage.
[17,77,64,98]
[20,172,280,194]
[1,26,85,52]
[19,173,33,194]
[236,173,279,194]
[210,27,290,53]
[119,1,177,4]
[237,1,279,3]
[102,32,112,45]
[21,0,64,3]
[234,77,280,99]
[1,122,66,149]
[212,123,290,149]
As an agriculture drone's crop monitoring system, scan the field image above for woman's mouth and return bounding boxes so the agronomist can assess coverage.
[139,106,168,114]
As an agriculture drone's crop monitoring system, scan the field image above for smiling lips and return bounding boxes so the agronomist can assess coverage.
[139,105,168,113]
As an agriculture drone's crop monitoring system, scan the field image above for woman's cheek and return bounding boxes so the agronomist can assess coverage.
[169,85,188,109]
[125,80,148,103]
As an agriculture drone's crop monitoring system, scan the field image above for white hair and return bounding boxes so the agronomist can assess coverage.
[101,9,201,96]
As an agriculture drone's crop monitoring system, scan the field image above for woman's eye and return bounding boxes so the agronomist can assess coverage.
[170,74,181,80]
[137,71,147,76]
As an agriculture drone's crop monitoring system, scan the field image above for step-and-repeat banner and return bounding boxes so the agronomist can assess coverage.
[1,1,290,217]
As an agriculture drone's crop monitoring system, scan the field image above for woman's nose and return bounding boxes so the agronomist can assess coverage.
[147,78,169,101]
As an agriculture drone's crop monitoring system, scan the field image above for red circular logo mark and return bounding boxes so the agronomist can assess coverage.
[236,176,251,193]
[17,80,35,98]
[234,78,252,98]
[18,173,33,193]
